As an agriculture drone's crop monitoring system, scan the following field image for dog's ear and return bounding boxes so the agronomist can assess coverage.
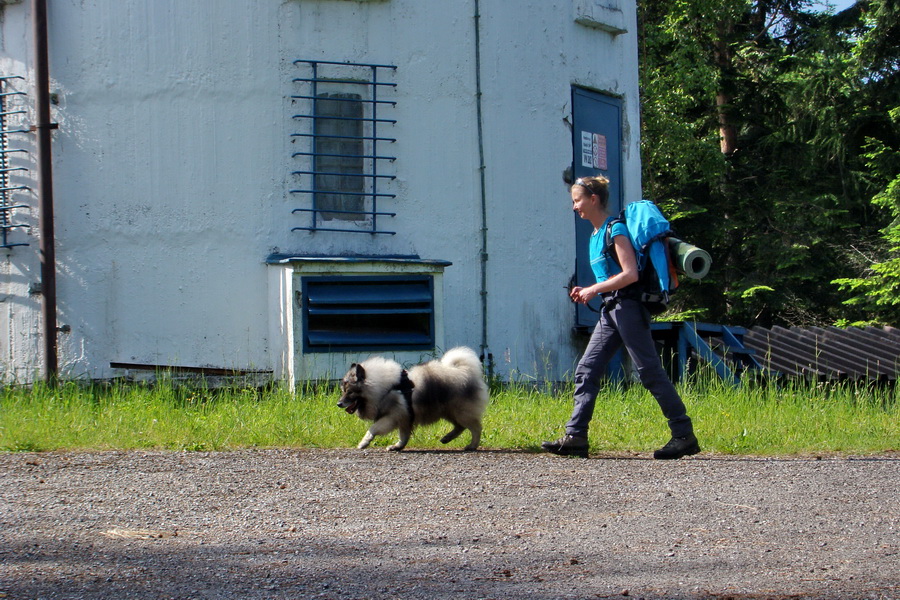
[354,363,366,382]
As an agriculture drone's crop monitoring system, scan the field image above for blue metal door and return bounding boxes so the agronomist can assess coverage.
[571,87,623,329]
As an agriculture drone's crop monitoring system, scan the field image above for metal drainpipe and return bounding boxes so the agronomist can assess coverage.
[32,0,58,380]
[473,0,493,378]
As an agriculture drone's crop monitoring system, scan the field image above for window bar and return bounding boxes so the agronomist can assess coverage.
[291,132,397,143]
[0,76,29,249]
[291,113,397,126]
[290,190,396,198]
[311,61,320,231]
[371,64,381,233]
[291,93,396,107]
[291,151,397,162]
[291,170,396,179]
[292,207,396,217]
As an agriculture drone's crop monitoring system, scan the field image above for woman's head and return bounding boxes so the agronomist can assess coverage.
[571,175,610,209]
[570,175,611,225]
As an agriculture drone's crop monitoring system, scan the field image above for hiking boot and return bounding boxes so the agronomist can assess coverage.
[541,434,589,458]
[653,433,701,460]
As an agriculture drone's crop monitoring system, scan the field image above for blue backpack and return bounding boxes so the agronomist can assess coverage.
[603,200,679,314]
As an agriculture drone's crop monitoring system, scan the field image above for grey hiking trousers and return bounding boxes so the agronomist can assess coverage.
[566,296,693,438]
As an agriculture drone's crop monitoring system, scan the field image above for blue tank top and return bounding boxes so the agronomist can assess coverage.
[589,217,628,283]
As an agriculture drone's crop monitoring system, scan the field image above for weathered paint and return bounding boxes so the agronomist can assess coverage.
[0,0,641,382]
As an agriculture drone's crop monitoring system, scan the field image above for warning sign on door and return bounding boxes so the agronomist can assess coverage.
[581,132,593,168]
[581,131,608,171]
[593,134,607,170]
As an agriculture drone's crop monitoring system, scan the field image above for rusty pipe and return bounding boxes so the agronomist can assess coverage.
[32,0,58,380]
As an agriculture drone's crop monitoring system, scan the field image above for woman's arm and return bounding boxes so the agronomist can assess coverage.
[570,234,639,305]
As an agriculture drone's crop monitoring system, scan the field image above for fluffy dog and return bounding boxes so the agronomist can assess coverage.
[337,346,489,451]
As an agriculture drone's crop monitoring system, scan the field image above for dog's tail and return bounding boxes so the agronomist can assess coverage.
[440,346,483,376]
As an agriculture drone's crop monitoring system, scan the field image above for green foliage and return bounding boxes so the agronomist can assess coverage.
[639,0,900,327]
[853,0,900,82]
[833,107,900,324]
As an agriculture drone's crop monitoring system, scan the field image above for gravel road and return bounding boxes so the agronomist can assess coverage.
[1,449,898,600]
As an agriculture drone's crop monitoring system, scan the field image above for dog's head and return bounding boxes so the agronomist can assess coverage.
[337,363,367,415]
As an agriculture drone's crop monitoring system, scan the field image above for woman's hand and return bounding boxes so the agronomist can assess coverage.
[568,234,639,305]
[569,285,598,305]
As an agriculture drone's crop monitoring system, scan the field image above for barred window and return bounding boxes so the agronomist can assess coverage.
[290,60,398,234]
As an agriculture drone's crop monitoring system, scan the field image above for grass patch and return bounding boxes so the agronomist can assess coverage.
[0,376,897,455]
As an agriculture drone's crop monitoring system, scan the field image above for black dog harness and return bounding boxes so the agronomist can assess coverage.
[373,369,415,424]
[393,369,415,422]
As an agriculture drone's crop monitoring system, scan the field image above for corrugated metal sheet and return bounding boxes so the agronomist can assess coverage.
[743,325,900,383]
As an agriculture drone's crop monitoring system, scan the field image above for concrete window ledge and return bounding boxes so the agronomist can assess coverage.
[574,0,628,35]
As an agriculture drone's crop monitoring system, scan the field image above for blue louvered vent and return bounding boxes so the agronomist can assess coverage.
[301,275,434,352]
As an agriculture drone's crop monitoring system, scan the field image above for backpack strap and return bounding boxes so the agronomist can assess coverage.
[602,212,645,303]
[603,212,626,267]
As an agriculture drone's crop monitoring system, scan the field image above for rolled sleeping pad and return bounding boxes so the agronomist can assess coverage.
[668,238,712,279]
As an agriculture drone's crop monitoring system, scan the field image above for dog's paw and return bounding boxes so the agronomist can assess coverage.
[357,432,375,449]
[463,445,479,451]
[387,444,406,452]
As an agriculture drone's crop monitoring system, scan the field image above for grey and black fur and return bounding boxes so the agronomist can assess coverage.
[337,346,489,451]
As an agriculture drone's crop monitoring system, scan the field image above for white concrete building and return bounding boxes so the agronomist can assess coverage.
[0,0,641,384]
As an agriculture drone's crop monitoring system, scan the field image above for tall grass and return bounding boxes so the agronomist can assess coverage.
[0,375,897,455]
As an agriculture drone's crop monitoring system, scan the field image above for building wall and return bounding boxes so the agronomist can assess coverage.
[0,0,641,382]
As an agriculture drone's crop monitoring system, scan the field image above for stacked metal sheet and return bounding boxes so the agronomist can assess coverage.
[742,325,900,383]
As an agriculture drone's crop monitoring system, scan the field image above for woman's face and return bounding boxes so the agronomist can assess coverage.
[571,186,596,220]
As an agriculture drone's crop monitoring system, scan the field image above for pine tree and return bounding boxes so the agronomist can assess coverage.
[638,0,898,327]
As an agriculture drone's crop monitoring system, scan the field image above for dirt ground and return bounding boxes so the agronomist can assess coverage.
[1,448,898,600]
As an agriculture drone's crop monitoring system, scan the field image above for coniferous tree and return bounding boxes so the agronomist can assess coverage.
[638,0,898,327]
[831,0,900,324]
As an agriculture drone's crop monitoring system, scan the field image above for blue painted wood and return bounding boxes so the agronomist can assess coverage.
[681,322,739,386]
